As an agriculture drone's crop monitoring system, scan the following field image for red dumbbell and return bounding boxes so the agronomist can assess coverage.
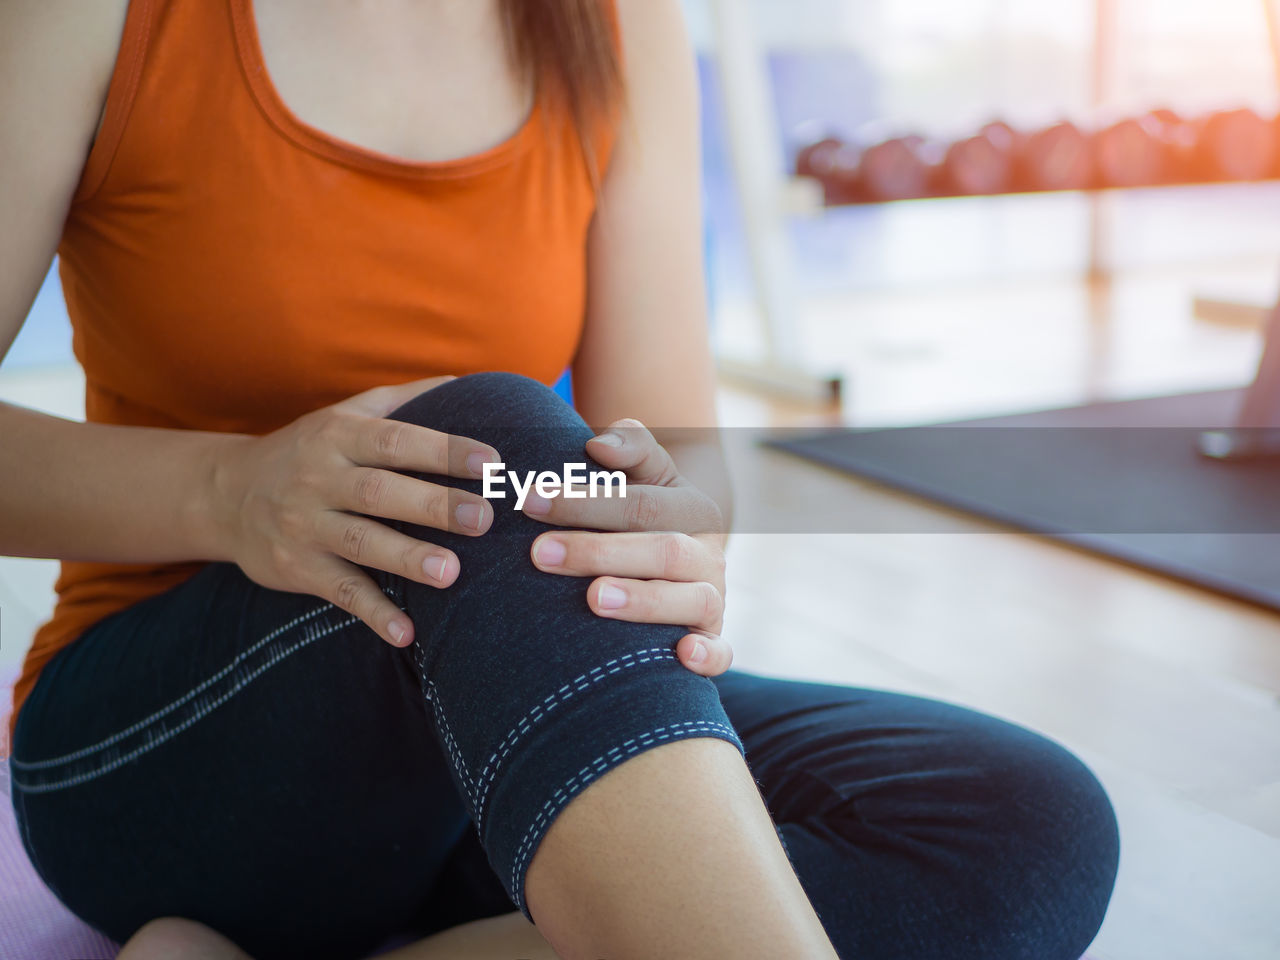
[981,121,1021,154]
[1190,108,1277,182]
[856,135,934,202]
[1145,109,1198,183]
[818,143,865,205]
[795,137,844,179]
[938,124,1017,196]
[1015,121,1094,192]
[1094,115,1170,188]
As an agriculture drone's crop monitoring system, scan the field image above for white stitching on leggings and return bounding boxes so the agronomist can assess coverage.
[469,647,677,830]
[13,583,401,771]
[425,680,471,784]
[507,720,742,909]
[411,647,681,824]
[12,613,362,794]
[10,602,335,770]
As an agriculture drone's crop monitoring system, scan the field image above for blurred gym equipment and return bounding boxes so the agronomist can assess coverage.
[1193,293,1272,329]
[1093,113,1170,188]
[856,136,933,202]
[794,106,1280,204]
[1016,121,1095,192]
[1188,0,1280,331]
[705,0,842,403]
[1191,108,1277,182]
[794,136,842,179]
[707,0,1280,400]
[937,125,1015,196]
[819,142,865,205]
[1199,296,1280,459]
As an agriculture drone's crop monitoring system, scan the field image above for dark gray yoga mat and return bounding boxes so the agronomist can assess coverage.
[766,389,1280,612]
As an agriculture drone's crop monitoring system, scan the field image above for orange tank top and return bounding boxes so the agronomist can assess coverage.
[10,0,618,740]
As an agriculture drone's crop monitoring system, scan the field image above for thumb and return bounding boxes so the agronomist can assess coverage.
[340,375,458,418]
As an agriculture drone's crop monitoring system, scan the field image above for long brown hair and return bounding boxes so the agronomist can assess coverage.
[501,0,624,145]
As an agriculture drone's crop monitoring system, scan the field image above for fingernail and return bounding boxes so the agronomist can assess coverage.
[467,452,494,478]
[523,492,552,517]
[389,621,409,645]
[687,638,708,665]
[592,431,624,448]
[598,583,627,610]
[456,502,485,531]
[424,556,450,582]
[534,537,566,567]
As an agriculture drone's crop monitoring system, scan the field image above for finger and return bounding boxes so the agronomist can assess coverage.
[584,418,681,486]
[676,632,734,677]
[317,511,460,588]
[337,467,494,536]
[333,415,500,481]
[531,531,713,582]
[310,555,416,647]
[339,376,458,418]
[587,577,724,634]
[522,482,715,534]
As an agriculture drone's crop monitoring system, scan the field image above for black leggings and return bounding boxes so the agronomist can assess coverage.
[10,373,1119,959]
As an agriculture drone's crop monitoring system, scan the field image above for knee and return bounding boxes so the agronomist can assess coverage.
[383,373,596,552]
[387,371,585,451]
[978,731,1120,958]
[117,917,251,960]
[1048,748,1120,943]
[378,369,701,746]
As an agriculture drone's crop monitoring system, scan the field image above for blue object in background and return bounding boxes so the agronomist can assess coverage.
[552,368,574,405]
[5,263,72,368]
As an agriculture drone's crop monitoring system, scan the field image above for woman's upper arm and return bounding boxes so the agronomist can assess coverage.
[0,0,128,364]
[572,0,717,430]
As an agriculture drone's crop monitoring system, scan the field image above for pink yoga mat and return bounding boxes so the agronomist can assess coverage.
[1,673,121,958]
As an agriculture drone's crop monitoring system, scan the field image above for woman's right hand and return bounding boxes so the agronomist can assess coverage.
[209,376,499,648]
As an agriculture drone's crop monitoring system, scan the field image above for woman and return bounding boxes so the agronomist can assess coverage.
[1,1,1120,958]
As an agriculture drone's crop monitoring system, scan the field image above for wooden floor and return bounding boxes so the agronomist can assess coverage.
[711,261,1280,958]
[3,253,1280,958]
[715,441,1280,960]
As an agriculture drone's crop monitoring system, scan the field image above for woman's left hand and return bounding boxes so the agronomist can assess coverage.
[522,419,733,677]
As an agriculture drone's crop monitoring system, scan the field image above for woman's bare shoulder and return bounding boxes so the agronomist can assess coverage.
[612,0,691,67]
[1,0,131,141]
[0,0,131,360]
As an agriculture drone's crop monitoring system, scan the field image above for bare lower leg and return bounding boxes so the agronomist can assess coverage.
[523,738,839,960]
[380,912,557,960]
[119,913,555,960]
[117,918,253,960]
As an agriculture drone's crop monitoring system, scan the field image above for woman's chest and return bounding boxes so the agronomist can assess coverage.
[250,0,531,164]
[64,142,596,429]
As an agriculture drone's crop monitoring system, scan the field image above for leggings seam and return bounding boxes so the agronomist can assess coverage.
[11,608,374,793]
[426,681,472,785]
[468,647,678,830]
[410,646,682,829]
[11,601,336,770]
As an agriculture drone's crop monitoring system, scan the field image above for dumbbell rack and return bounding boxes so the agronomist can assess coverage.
[708,0,1280,403]
[793,171,1280,290]
[800,112,1280,204]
